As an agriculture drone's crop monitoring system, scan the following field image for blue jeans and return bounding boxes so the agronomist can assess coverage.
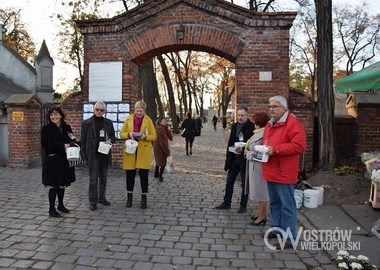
[223,155,248,207]
[267,181,297,243]
[88,153,109,204]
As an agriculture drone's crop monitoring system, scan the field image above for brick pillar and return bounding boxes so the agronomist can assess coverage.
[5,94,42,168]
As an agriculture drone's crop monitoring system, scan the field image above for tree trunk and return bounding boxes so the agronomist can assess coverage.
[315,0,336,170]
[140,60,158,124]
[157,55,180,133]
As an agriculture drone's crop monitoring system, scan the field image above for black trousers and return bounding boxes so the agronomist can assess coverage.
[126,169,149,193]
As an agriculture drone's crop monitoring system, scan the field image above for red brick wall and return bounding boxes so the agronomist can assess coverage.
[7,98,42,168]
[355,105,380,152]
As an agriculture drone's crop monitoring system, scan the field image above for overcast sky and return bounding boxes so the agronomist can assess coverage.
[1,0,380,93]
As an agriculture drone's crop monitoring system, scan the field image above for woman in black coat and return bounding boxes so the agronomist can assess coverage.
[41,107,76,217]
[180,111,196,155]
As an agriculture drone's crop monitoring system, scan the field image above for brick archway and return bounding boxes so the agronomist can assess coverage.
[77,0,297,113]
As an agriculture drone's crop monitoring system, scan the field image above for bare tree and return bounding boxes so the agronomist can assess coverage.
[334,3,380,74]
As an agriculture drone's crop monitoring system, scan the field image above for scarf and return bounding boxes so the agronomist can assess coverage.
[161,124,173,141]
[133,115,144,132]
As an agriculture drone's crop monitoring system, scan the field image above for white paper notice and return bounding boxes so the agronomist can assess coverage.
[89,62,122,102]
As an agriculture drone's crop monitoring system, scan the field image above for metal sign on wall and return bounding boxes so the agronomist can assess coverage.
[12,111,24,121]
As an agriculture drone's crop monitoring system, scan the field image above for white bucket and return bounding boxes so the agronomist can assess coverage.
[98,142,112,155]
[125,139,138,154]
[66,143,80,161]
[253,145,269,163]
[294,189,303,209]
[314,186,324,206]
[304,189,319,208]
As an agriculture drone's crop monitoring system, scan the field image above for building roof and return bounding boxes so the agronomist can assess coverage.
[0,73,31,108]
[36,40,54,64]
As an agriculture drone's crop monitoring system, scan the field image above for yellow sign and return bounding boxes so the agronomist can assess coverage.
[12,111,24,122]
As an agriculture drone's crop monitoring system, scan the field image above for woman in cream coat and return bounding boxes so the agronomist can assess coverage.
[245,112,270,226]
[120,101,157,209]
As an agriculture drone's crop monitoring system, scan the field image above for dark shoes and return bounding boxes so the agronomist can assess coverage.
[98,199,111,206]
[141,195,147,209]
[57,205,70,213]
[126,193,133,208]
[237,206,247,214]
[215,203,231,210]
[49,208,62,218]
[159,177,164,182]
[250,217,267,226]
[89,204,97,211]
[263,231,281,240]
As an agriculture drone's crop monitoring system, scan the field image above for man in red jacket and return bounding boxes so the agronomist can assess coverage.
[262,95,306,249]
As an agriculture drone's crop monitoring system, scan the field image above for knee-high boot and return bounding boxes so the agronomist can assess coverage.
[141,193,147,209]
[48,188,61,218]
[126,192,133,208]
[154,165,159,178]
[57,188,70,213]
[159,166,165,182]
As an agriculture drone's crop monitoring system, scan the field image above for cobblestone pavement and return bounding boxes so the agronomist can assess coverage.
[0,122,337,269]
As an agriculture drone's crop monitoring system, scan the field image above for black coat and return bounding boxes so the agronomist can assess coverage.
[80,115,116,166]
[224,119,255,171]
[41,122,76,187]
[181,118,196,140]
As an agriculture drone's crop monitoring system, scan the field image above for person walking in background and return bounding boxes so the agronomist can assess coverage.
[180,111,196,155]
[153,116,172,182]
[244,112,270,226]
[262,95,306,250]
[215,107,254,213]
[195,115,203,136]
[41,106,76,218]
[80,101,116,211]
[212,115,218,131]
[222,116,227,130]
[120,100,157,209]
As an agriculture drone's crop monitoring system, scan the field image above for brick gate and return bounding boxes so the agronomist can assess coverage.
[71,0,315,169]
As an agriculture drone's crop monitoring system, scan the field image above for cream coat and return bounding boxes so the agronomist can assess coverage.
[120,114,157,170]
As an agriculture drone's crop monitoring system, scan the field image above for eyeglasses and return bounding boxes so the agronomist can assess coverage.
[268,105,281,109]
[95,108,105,112]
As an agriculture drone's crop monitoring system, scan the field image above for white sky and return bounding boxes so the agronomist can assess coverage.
[1,0,380,93]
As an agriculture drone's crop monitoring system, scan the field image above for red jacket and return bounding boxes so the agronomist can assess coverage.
[262,111,306,184]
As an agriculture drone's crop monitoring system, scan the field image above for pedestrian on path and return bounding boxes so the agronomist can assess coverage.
[212,115,218,131]
[153,116,172,182]
[215,106,254,213]
[41,106,76,218]
[244,112,270,226]
[262,95,306,249]
[180,111,196,155]
[80,101,116,211]
[120,100,157,209]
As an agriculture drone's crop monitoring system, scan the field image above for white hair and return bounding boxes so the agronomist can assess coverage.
[94,101,106,110]
[269,96,288,110]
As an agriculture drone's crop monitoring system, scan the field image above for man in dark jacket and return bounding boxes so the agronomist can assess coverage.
[81,101,116,211]
[215,106,254,213]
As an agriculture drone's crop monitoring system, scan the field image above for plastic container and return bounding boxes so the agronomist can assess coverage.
[125,139,138,154]
[303,189,319,208]
[294,189,303,209]
[98,142,112,154]
[253,145,269,163]
[66,143,80,161]
[314,186,324,206]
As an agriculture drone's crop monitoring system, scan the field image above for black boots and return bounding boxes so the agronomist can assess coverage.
[126,192,133,208]
[57,188,70,213]
[154,166,159,178]
[126,193,147,209]
[48,188,61,218]
[141,194,147,209]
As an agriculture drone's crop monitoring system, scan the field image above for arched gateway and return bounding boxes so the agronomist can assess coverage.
[76,0,297,112]
[72,0,313,169]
